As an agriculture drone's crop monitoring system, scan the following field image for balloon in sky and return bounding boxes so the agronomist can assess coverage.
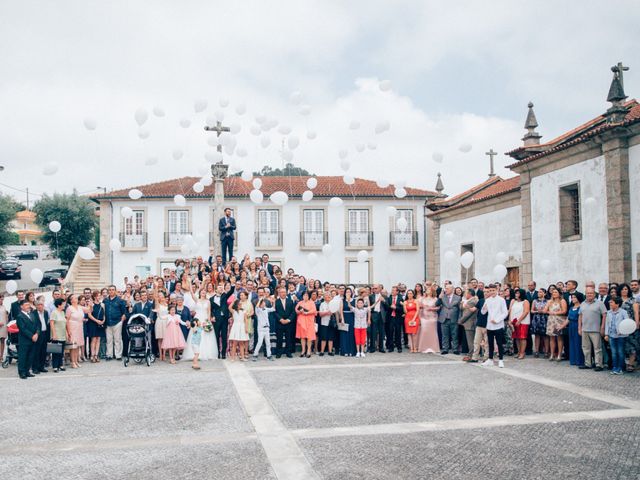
[194,99,208,113]
[302,190,313,202]
[83,117,97,130]
[42,162,59,176]
[134,108,148,126]
[179,118,191,128]
[48,220,61,233]
[249,189,264,204]
[128,189,143,200]
[270,191,289,205]
[153,106,165,117]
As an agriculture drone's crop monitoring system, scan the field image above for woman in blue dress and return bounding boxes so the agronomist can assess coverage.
[340,288,356,356]
[567,293,585,366]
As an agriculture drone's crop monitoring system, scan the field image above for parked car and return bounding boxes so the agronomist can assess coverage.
[0,259,22,279]
[15,250,38,260]
[39,267,68,287]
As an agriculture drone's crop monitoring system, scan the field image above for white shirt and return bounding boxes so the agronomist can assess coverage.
[36,310,47,331]
[374,294,381,313]
[255,305,274,329]
[481,295,508,330]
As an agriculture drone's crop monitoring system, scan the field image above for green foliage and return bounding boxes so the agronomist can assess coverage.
[232,163,313,177]
[33,193,97,265]
[0,194,22,252]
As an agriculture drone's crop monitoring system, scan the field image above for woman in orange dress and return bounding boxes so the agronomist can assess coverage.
[295,291,317,357]
[404,290,420,353]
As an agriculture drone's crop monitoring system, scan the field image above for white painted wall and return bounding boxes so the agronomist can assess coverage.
[107,197,427,288]
[530,155,608,286]
[629,143,640,279]
[438,205,522,284]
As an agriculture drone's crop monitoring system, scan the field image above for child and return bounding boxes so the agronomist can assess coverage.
[253,297,276,362]
[351,298,373,358]
[190,318,203,370]
[604,297,629,375]
[162,305,186,364]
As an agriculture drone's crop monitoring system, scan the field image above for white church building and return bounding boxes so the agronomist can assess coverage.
[91,175,440,287]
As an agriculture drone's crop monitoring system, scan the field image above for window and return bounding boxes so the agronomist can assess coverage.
[256,209,282,248]
[346,209,373,247]
[121,210,146,248]
[301,209,326,248]
[460,243,474,282]
[390,209,417,247]
[559,183,581,241]
[347,259,372,285]
[166,209,190,247]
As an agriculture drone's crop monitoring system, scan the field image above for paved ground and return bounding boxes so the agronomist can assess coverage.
[1,353,639,479]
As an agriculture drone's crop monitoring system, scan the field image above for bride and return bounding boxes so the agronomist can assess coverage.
[182,289,218,361]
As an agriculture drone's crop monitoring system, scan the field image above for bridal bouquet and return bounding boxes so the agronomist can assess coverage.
[203,320,214,333]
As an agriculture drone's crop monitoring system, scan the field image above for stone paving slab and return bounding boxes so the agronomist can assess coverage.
[253,363,619,429]
[299,418,640,480]
[0,440,275,480]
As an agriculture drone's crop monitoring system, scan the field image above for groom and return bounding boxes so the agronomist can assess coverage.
[219,207,236,265]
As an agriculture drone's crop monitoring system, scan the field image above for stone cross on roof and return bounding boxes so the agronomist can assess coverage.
[485,148,497,177]
[612,62,629,90]
[204,121,231,155]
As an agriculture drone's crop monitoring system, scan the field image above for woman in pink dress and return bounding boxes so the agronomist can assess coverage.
[162,305,186,364]
[295,291,317,357]
[66,294,90,369]
[417,284,440,354]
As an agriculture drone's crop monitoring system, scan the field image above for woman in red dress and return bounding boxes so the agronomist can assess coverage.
[404,290,420,353]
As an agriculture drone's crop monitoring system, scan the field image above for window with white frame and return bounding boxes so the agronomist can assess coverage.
[167,209,190,247]
[302,209,325,247]
[347,209,371,247]
[122,210,146,248]
[391,209,416,247]
[257,209,281,247]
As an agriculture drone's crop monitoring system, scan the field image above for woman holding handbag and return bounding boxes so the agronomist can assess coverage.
[49,298,67,372]
[403,290,420,353]
[87,291,106,363]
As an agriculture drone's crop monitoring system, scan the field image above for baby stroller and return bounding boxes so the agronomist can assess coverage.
[1,320,19,369]
[123,314,154,367]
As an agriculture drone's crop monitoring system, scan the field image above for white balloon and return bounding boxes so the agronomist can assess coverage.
[355,143,366,153]
[42,162,58,176]
[183,234,194,244]
[493,264,508,280]
[219,97,230,108]
[270,191,289,205]
[215,110,224,121]
[153,106,165,117]
[394,187,407,199]
[298,105,311,116]
[144,156,158,166]
[322,244,333,255]
[377,179,390,189]
[138,128,150,140]
[306,130,317,140]
[83,117,97,131]
[460,251,475,269]
[375,121,390,134]
[252,178,263,189]
[193,182,204,193]
[194,99,208,113]
[307,252,319,266]
[338,149,348,160]
[230,123,241,135]
[5,279,18,294]
[30,268,44,284]
[78,247,95,261]
[235,103,247,115]
[329,197,343,207]
[306,177,318,189]
[134,108,148,126]
[343,175,355,185]
[495,251,508,264]
[260,135,271,148]
[386,206,397,217]
[458,143,472,153]
[349,120,360,130]
[287,135,300,150]
[249,189,264,204]
[379,79,392,91]
[200,176,213,187]
[205,115,217,127]
[340,159,351,171]
[179,118,191,128]
[109,238,122,252]
[281,149,293,162]
[290,90,303,105]
[618,318,638,335]
[396,217,408,232]
[329,296,342,313]
[444,250,456,263]
[241,170,253,182]
[250,125,262,136]
[121,207,134,219]
[367,142,377,150]
[278,125,292,135]
[48,220,61,233]
[432,152,444,163]
[356,250,369,263]
[302,190,313,202]
[172,149,183,161]
[180,243,191,255]
[207,135,219,148]
[540,259,552,274]
[174,194,186,206]
[236,147,248,158]
[128,189,143,200]
[255,115,267,124]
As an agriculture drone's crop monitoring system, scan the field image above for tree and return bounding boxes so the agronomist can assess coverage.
[0,193,23,253]
[232,163,313,177]
[33,192,97,265]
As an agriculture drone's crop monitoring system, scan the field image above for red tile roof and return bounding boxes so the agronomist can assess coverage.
[507,99,640,168]
[428,176,521,216]
[90,176,439,201]
[431,176,501,209]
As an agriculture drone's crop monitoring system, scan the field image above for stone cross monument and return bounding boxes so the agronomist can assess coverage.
[485,148,497,177]
[204,121,231,256]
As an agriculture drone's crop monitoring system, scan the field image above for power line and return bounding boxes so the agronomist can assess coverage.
[0,182,45,198]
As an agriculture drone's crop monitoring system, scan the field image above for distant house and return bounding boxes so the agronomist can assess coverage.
[11,210,42,245]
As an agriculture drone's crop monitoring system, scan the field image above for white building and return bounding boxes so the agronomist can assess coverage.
[91,176,440,287]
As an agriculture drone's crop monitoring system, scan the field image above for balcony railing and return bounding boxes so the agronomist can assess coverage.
[119,232,148,249]
[255,231,283,248]
[389,230,418,247]
[164,231,192,248]
[299,230,328,248]
[345,231,374,247]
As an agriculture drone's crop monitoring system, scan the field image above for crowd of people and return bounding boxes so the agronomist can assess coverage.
[1,251,639,379]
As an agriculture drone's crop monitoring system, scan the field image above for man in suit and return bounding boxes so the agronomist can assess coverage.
[596,282,611,309]
[294,276,307,298]
[261,254,275,277]
[30,297,50,373]
[210,283,234,359]
[525,281,537,304]
[219,207,236,265]
[368,284,387,353]
[458,288,478,358]
[10,290,26,321]
[437,284,461,354]
[274,287,296,358]
[16,299,38,379]
[386,286,404,353]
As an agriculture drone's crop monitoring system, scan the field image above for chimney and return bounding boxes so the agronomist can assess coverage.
[522,102,542,147]
[606,63,629,124]
[435,172,444,194]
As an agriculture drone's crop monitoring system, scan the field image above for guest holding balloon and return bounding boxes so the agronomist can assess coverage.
[618,284,639,372]
[604,297,629,375]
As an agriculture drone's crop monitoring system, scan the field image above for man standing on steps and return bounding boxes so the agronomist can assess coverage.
[219,207,236,265]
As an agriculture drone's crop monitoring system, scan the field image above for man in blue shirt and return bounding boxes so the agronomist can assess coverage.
[104,285,127,360]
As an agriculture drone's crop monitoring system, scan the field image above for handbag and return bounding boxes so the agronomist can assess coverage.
[46,342,64,354]
[337,322,349,332]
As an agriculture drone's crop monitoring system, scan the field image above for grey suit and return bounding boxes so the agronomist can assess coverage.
[458,297,478,354]
[437,294,461,353]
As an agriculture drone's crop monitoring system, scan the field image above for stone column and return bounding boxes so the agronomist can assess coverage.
[211,163,229,257]
[602,135,632,282]
[431,219,441,283]
[99,200,112,284]
[518,173,533,286]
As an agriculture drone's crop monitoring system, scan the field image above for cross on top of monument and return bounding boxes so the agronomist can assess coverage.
[204,120,231,155]
[485,148,497,177]
[612,62,629,90]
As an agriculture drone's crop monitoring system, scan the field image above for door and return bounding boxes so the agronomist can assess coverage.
[348,209,369,246]
[303,209,324,246]
[258,209,279,247]
[507,267,520,288]
[124,210,145,248]
[348,260,371,285]
[168,210,189,246]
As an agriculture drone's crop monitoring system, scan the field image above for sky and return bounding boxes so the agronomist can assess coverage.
[0,0,638,205]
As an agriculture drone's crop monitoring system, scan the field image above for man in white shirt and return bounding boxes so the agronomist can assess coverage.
[481,284,508,368]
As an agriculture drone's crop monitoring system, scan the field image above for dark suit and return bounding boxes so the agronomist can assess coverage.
[368,293,387,352]
[219,215,236,264]
[385,294,404,351]
[30,309,50,372]
[10,300,22,322]
[274,297,295,355]
[211,290,233,357]
[175,306,192,340]
[16,310,38,377]
[437,294,461,353]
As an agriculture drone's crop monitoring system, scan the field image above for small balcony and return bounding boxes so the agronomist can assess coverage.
[164,231,192,249]
[299,231,328,249]
[345,231,374,249]
[389,230,418,249]
[119,232,148,249]
[255,231,283,249]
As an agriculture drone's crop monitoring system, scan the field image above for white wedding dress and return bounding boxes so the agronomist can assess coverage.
[182,299,218,361]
